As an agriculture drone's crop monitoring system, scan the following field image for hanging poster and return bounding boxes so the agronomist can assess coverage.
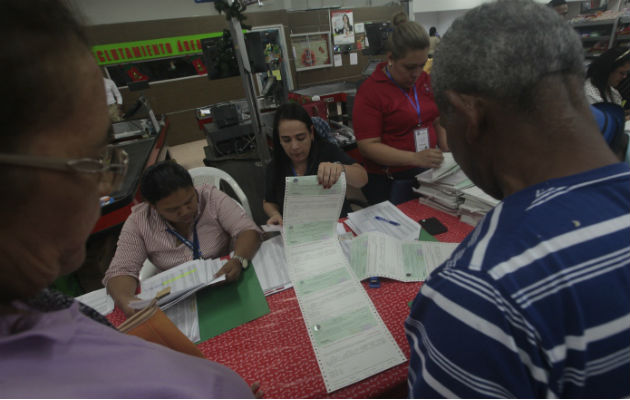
[291,32,333,71]
[354,23,367,50]
[331,10,355,46]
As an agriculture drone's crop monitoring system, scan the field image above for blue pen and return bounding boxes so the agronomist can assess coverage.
[374,215,400,226]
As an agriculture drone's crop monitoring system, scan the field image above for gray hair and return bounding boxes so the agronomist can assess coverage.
[432,0,584,112]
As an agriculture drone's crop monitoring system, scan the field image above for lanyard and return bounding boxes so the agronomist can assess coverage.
[384,67,422,125]
[166,220,201,260]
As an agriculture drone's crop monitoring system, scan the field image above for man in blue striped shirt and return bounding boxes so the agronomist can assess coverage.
[406,0,630,397]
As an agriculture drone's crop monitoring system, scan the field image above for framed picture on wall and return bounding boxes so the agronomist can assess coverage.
[331,10,355,46]
[290,32,333,71]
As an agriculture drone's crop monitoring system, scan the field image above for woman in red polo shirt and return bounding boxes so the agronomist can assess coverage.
[353,13,448,205]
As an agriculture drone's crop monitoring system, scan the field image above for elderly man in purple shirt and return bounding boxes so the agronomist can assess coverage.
[0,0,256,397]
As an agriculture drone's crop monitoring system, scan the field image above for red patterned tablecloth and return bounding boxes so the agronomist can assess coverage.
[108,200,473,398]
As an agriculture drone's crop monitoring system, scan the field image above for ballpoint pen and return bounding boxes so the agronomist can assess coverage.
[374,215,400,226]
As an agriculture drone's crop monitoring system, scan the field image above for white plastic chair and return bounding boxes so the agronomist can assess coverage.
[139,258,159,281]
[188,166,253,218]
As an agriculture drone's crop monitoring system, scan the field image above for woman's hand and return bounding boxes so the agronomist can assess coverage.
[317,162,345,189]
[116,294,142,318]
[266,214,283,226]
[413,148,444,169]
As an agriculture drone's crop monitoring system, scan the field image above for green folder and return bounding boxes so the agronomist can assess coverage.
[195,264,270,342]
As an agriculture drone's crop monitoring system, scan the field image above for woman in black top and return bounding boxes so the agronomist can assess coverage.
[263,103,368,225]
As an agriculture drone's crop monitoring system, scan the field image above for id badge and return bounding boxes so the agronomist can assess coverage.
[414,127,429,152]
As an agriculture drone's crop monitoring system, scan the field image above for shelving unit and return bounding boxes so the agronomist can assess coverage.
[571,18,619,59]
[614,16,630,47]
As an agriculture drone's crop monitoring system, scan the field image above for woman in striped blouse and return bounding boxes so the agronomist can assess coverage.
[103,161,261,316]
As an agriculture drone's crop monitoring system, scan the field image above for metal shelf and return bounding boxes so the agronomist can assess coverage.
[581,35,611,41]
[571,19,617,27]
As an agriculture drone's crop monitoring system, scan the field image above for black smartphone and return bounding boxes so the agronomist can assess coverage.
[419,217,448,235]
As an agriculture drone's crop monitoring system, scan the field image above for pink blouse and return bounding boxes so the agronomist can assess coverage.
[103,184,260,286]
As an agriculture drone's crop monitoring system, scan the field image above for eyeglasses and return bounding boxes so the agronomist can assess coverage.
[615,48,630,62]
[0,145,129,194]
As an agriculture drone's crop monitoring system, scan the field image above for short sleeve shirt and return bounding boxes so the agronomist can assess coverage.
[103,184,261,285]
[353,62,440,174]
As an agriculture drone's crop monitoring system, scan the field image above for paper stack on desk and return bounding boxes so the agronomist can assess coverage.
[251,234,292,296]
[350,231,458,282]
[282,174,406,393]
[414,155,500,226]
[459,185,500,226]
[132,258,227,311]
[414,156,469,215]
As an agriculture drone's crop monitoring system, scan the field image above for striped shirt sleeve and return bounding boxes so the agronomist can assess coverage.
[102,214,148,286]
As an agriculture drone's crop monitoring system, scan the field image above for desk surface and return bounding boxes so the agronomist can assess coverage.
[108,200,474,398]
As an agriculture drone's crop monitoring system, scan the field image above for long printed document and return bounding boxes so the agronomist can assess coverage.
[283,175,406,393]
[350,231,458,282]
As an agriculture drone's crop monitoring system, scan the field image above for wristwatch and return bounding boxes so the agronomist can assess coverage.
[233,254,249,269]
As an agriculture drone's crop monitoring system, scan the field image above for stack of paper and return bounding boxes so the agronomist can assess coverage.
[414,158,471,215]
[251,235,292,296]
[345,200,421,241]
[132,258,227,310]
[459,186,500,226]
[414,155,500,226]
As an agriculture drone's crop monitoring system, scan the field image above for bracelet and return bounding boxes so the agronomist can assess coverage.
[334,161,346,174]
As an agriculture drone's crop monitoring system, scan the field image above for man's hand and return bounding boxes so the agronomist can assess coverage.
[214,258,242,282]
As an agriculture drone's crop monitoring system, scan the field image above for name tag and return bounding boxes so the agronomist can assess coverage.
[414,127,429,152]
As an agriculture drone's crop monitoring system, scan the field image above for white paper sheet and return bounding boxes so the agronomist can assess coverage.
[416,152,459,183]
[334,53,342,67]
[76,288,114,316]
[350,53,358,65]
[349,231,458,282]
[347,201,421,241]
[283,174,406,393]
[252,235,293,295]
[261,224,283,233]
[164,296,200,343]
